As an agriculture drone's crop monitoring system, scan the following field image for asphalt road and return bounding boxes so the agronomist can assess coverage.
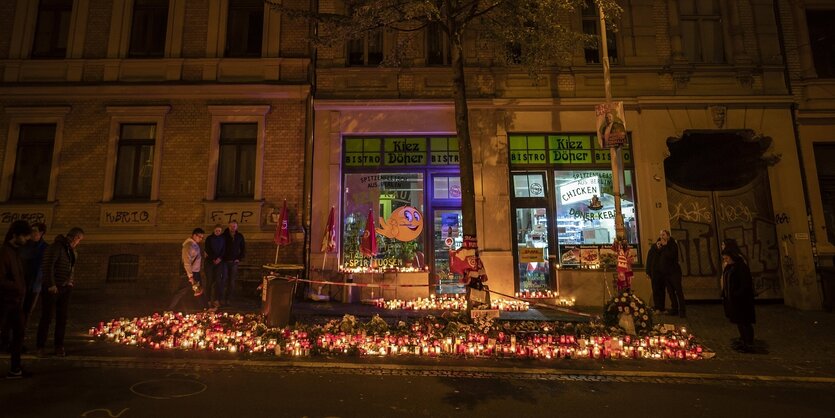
[1,359,833,418]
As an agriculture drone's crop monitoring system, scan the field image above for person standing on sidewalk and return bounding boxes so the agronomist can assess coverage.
[0,222,47,351]
[0,221,32,378]
[658,229,686,318]
[22,223,48,324]
[645,237,667,313]
[36,227,84,357]
[169,228,207,312]
[721,247,756,353]
[204,224,226,310]
[222,221,245,306]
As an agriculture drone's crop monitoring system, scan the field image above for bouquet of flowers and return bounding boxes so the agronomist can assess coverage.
[603,290,652,335]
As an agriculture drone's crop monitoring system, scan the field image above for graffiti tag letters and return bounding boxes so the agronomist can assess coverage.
[1,211,46,224]
[209,210,254,224]
[104,210,151,224]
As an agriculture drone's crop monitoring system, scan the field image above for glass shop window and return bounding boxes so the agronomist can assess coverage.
[342,172,426,271]
[554,169,638,266]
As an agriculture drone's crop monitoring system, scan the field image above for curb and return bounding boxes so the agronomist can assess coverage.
[20,353,835,384]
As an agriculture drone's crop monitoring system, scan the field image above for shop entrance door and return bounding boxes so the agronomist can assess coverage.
[513,207,554,294]
[432,209,464,294]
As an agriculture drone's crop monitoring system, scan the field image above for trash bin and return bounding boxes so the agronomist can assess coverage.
[261,275,296,327]
[341,275,360,304]
[820,267,835,312]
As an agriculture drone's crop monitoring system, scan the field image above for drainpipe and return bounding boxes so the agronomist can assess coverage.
[302,0,319,277]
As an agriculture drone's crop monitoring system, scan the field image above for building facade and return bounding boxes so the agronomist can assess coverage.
[310,0,822,309]
[0,0,312,294]
[1,0,828,311]
[779,0,835,310]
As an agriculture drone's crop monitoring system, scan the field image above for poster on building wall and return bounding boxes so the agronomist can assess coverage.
[595,101,626,148]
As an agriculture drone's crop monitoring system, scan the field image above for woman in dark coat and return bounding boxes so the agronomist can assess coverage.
[721,248,756,353]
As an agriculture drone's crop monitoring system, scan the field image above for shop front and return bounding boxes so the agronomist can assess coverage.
[508,133,639,298]
[336,135,466,298]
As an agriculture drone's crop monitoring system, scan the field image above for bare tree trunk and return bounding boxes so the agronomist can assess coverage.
[449,25,486,294]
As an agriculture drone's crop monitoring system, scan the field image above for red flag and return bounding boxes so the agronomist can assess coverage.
[320,206,336,253]
[274,200,291,246]
[359,209,377,257]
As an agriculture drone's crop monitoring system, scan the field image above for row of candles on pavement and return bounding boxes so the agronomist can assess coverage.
[90,312,703,360]
[374,296,530,311]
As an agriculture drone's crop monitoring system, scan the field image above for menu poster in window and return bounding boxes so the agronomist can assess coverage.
[599,247,617,266]
[519,247,545,263]
[579,245,600,266]
[600,246,640,266]
[559,245,581,266]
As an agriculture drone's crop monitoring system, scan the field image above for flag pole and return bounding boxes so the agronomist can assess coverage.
[274,242,281,265]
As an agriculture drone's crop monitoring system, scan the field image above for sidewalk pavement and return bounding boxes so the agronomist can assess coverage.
[9,288,835,381]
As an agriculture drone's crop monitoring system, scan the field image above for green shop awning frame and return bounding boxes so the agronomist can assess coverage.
[509,133,632,166]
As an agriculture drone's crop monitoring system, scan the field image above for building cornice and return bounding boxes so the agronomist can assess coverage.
[0,84,311,101]
[795,110,835,124]
[314,96,796,112]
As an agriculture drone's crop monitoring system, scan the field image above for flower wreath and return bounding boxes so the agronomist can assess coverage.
[603,290,653,334]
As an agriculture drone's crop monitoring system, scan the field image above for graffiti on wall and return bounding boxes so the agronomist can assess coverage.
[667,176,782,299]
[1,211,47,225]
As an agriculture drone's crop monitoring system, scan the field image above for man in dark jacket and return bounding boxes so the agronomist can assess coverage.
[222,221,245,306]
[204,224,227,309]
[645,238,667,312]
[36,227,84,357]
[657,229,686,318]
[0,220,32,378]
[1,222,48,351]
[22,222,48,323]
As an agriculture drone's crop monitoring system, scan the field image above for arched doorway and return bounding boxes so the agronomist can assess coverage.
[664,130,782,300]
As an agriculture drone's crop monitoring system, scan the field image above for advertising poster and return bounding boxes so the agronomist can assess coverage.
[579,245,600,266]
[560,245,581,266]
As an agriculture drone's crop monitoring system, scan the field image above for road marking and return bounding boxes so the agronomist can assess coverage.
[129,379,207,400]
[81,408,129,417]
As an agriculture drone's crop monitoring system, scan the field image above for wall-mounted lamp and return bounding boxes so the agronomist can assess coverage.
[653,174,662,182]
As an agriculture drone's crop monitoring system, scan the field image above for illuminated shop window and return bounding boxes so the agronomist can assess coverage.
[554,169,638,267]
[509,133,639,294]
[342,172,426,271]
[340,137,459,282]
